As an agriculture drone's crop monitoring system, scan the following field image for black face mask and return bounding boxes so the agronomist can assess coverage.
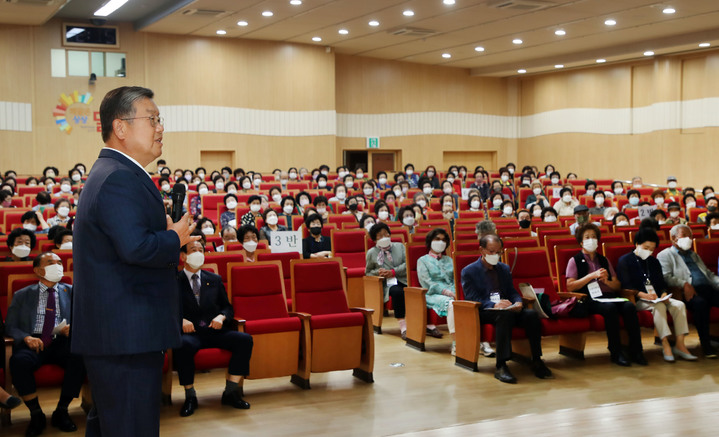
[519,219,531,229]
[348,203,358,211]
[310,227,322,236]
[709,205,717,212]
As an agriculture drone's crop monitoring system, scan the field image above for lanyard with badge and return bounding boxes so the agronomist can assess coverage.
[635,257,656,295]
[587,280,603,299]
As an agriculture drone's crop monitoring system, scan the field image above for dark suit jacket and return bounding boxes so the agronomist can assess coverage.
[6,282,73,345]
[616,252,669,295]
[461,259,521,310]
[178,270,233,330]
[72,148,182,355]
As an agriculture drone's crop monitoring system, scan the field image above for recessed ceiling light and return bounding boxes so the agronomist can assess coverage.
[517,69,527,74]
[442,53,451,59]
[403,10,415,17]
[555,29,566,36]
[699,42,711,48]
[596,59,606,63]
[662,7,676,14]
[237,20,248,26]
[443,0,456,4]
[555,64,564,69]
[216,30,227,35]
[474,46,485,52]
[262,11,274,17]
[94,0,128,17]
[290,0,302,5]
[338,29,349,35]
[312,36,322,42]
[605,19,616,26]
[644,51,655,56]
[368,20,380,27]
[512,39,523,45]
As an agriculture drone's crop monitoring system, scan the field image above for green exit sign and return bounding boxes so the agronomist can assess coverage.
[366,137,380,149]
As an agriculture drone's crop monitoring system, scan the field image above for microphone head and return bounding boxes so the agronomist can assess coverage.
[171,183,186,196]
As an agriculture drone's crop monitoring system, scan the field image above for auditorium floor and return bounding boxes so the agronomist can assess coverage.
[5,320,719,436]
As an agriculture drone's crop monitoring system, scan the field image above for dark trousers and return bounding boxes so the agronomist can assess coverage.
[173,328,253,386]
[10,336,85,398]
[586,300,643,356]
[84,351,164,437]
[686,284,719,349]
[389,282,407,319]
[479,308,542,364]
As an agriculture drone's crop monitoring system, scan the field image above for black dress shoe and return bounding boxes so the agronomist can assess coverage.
[703,345,718,359]
[531,360,554,379]
[611,352,631,367]
[179,396,198,417]
[221,390,250,409]
[26,412,46,437]
[51,409,77,432]
[426,327,443,338]
[494,365,517,384]
[632,352,648,366]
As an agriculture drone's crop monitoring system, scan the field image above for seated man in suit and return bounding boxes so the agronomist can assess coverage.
[6,251,85,436]
[461,234,552,384]
[173,235,253,417]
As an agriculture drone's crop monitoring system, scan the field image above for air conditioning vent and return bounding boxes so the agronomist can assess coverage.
[487,0,553,11]
[182,9,232,18]
[5,0,63,5]
[389,27,438,37]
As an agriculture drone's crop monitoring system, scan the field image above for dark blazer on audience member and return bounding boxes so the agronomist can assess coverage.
[616,252,669,294]
[6,282,73,345]
[461,258,522,309]
[178,270,233,329]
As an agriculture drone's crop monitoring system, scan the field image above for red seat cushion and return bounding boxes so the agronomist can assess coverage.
[541,317,591,336]
[310,312,365,330]
[194,348,232,370]
[35,364,65,387]
[428,310,446,326]
[711,307,719,322]
[637,310,654,328]
[346,267,365,277]
[245,317,301,335]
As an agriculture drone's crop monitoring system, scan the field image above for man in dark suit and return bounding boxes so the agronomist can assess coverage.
[72,86,199,437]
[461,234,552,384]
[6,252,85,436]
[173,236,253,417]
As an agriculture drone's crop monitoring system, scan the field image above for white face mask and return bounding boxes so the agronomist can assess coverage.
[668,181,677,189]
[423,187,432,195]
[57,206,70,217]
[197,173,205,179]
[23,223,38,232]
[364,188,374,196]
[431,240,447,253]
[522,180,530,186]
[406,169,414,176]
[198,187,209,196]
[501,175,509,182]
[47,171,56,178]
[161,184,171,192]
[402,187,409,193]
[483,253,500,265]
[379,178,387,185]
[447,177,455,184]
[655,197,664,205]
[551,178,559,184]
[595,197,604,206]
[470,200,481,209]
[228,188,237,194]
[43,263,64,283]
[60,241,73,250]
[243,240,258,252]
[336,192,346,200]
[318,180,327,188]
[216,182,225,190]
[633,183,642,188]
[267,215,279,225]
[321,170,328,176]
[677,236,693,251]
[378,211,389,220]
[249,203,260,212]
[227,200,239,210]
[508,168,515,174]
[582,238,598,253]
[685,201,696,209]
[443,187,453,194]
[562,195,572,203]
[60,184,72,193]
[299,198,309,207]
[533,209,542,217]
[616,220,628,226]
[670,211,680,218]
[12,244,31,258]
[283,205,294,215]
[443,202,453,210]
[533,187,542,195]
[356,173,364,179]
[503,206,513,215]
[253,179,262,187]
[377,236,392,249]
[402,216,415,226]
[242,181,252,189]
[186,251,205,270]
[289,172,297,180]
[711,224,719,231]
[586,189,595,197]
[71,174,81,182]
[201,227,214,235]
[393,189,402,197]
[272,194,282,203]
[364,223,375,232]
[316,207,327,214]
[492,199,502,207]
[614,187,623,195]
[228,219,237,228]
[635,246,652,260]
[417,199,427,208]
[338,171,348,178]
[545,215,557,223]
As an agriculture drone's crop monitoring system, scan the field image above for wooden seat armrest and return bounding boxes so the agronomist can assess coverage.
[557,292,586,300]
[288,312,311,320]
[619,289,637,303]
[404,286,428,297]
[349,307,375,315]
[363,275,383,282]
[4,336,12,346]
[452,300,482,310]
[233,318,246,332]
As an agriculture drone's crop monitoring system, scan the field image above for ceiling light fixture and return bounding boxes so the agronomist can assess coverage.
[604,19,617,26]
[517,69,527,74]
[662,7,676,14]
[699,42,711,48]
[443,0,456,4]
[555,64,564,69]
[369,20,380,27]
[512,38,523,45]
[94,0,129,17]
[442,53,451,58]
[596,59,606,63]
[262,11,274,17]
[474,46,485,52]
[290,0,302,5]
[216,30,227,35]
[644,51,655,56]
[555,29,566,36]
[403,10,415,17]
[312,36,322,42]
[237,21,248,26]
[338,29,349,35]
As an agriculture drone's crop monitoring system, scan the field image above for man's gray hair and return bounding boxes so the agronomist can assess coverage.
[669,224,691,238]
[100,86,154,142]
[475,220,497,237]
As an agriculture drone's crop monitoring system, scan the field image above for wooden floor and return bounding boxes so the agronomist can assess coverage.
[4,319,719,436]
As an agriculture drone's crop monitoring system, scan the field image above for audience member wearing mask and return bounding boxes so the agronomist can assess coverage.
[220,194,240,228]
[569,205,601,236]
[46,199,72,227]
[589,191,608,215]
[239,195,263,228]
[259,208,288,241]
[53,229,73,251]
[312,195,330,222]
[422,166,440,189]
[697,197,719,224]
[302,213,332,259]
[237,225,261,263]
[6,228,36,261]
[665,202,686,225]
[553,187,579,216]
[21,210,50,234]
[359,214,376,233]
[404,163,419,188]
[397,206,417,235]
[417,228,457,347]
[196,218,216,238]
[214,225,238,252]
[541,207,559,224]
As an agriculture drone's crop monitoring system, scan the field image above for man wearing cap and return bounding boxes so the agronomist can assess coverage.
[666,176,681,200]
[665,201,686,225]
[569,205,602,236]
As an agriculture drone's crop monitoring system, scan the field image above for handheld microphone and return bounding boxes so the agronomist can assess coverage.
[170,183,186,223]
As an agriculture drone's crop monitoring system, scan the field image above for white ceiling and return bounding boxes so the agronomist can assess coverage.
[3,0,719,77]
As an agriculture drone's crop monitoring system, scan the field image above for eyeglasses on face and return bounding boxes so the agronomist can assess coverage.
[119,115,164,127]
